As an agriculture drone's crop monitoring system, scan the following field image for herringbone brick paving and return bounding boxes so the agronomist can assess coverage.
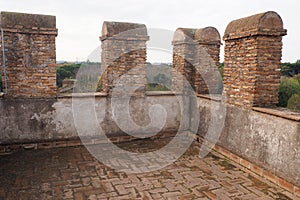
[0,138,298,200]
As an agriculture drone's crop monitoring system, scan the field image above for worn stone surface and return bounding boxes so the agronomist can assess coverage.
[0,139,297,200]
[0,11,58,98]
[0,95,181,144]
[197,97,300,187]
[0,11,56,30]
[223,11,287,108]
[0,98,57,143]
[172,27,221,94]
[100,21,148,97]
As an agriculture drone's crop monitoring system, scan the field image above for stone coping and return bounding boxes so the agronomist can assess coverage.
[224,11,287,40]
[172,27,221,45]
[59,91,180,98]
[101,21,147,39]
[2,93,300,123]
[196,94,300,122]
[145,91,180,96]
[0,11,57,35]
[57,92,108,98]
[195,27,221,44]
[252,107,300,122]
[196,94,222,102]
[1,11,56,28]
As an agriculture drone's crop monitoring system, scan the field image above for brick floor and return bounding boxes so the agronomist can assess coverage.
[0,138,298,200]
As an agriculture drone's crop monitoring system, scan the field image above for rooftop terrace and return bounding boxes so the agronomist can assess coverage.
[0,138,297,199]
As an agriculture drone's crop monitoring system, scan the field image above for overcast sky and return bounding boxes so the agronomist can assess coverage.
[0,0,299,63]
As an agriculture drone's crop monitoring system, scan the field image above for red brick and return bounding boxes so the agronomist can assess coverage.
[66,140,82,147]
[249,163,263,176]
[53,141,67,148]
[295,186,300,197]
[37,142,53,149]
[263,170,278,185]
[277,178,294,193]
[228,153,240,164]
[240,158,251,169]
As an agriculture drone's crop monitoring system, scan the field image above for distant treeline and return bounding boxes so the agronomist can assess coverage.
[1,61,300,111]
[281,60,300,77]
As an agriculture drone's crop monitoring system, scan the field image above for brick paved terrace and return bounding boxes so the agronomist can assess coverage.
[0,138,298,200]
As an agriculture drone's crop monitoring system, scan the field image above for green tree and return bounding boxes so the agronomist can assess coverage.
[56,63,81,87]
[281,60,300,77]
[278,77,300,107]
[0,74,2,92]
[287,94,300,111]
[219,62,224,77]
[293,74,300,84]
[153,73,171,88]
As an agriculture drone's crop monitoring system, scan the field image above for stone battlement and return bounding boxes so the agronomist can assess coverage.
[1,11,299,196]
[223,11,287,108]
[0,12,58,98]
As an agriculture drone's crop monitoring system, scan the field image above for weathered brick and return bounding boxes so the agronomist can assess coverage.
[172,27,221,94]
[277,177,294,193]
[0,11,58,98]
[223,11,287,108]
[100,21,148,97]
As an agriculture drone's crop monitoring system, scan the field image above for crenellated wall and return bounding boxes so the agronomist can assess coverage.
[0,10,299,192]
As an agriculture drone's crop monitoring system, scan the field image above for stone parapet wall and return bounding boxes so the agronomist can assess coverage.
[197,96,300,187]
[0,95,182,144]
[0,12,58,98]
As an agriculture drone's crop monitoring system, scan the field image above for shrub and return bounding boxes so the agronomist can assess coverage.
[278,77,300,107]
[0,74,2,92]
[56,64,81,87]
[146,84,170,91]
[153,73,171,89]
[293,74,300,84]
[219,62,224,77]
[287,94,300,111]
[280,64,292,77]
[281,60,300,77]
